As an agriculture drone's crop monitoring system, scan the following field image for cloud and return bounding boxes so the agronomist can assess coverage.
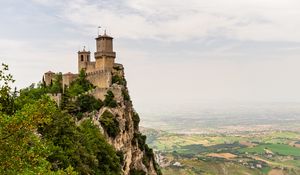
[38,0,300,42]
[3,0,300,114]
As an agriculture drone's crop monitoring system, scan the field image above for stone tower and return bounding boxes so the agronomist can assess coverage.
[44,71,55,86]
[78,48,91,72]
[95,31,116,71]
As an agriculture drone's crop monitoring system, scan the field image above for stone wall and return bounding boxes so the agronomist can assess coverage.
[88,87,108,100]
[86,70,112,88]
[85,62,96,73]
[62,73,78,88]
[44,71,55,86]
[47,93,62,106]
[95,57,115,71]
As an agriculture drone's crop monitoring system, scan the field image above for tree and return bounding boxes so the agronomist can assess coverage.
[66,70,94,97]
[0,97,77,174]
[0,63,15,115]
[103,90,117,108]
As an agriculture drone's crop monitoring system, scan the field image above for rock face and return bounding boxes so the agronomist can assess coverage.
[91,65,160,175]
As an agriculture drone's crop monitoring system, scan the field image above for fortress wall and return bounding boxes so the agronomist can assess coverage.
[47,93,62,106]
[85,62,96,73]
[86,70,112,88]
[44,72,55,86]
[89,87,108,101]
[63,74,78,87]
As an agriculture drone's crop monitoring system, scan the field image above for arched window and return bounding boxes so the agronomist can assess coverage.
[87,55,90,61]
[81,55,84,61]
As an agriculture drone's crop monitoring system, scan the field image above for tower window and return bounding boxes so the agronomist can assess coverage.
[87,55,90,61]
[81,55,84,61]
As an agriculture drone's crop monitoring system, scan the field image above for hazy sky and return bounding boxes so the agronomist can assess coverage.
[1,0,300,114]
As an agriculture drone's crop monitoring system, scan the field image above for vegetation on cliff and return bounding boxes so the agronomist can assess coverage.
[0,64,121,174]
[0,63,162,175]
[99,110,120,138]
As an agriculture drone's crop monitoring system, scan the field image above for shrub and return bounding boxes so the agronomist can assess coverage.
[66,70,95,97]
[76,95,103,113]
[48,73,63,94]
[113,66,123,71]
[99,110,120,138]
[112,75,126,86]
[103,90,118,108]
[117,151,124,165]
[132,112,140,130]
[134,133,146,150]
[129,169,146,175]
[122,89,130,101]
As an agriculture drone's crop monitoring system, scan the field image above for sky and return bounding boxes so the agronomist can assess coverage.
[1,0,300,115]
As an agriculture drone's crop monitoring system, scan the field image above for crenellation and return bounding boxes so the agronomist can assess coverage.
[43,32,121,97]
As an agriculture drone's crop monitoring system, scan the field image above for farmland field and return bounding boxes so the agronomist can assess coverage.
[142,128,300,175]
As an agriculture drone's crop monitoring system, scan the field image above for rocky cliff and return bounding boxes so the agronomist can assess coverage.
[87,64,161,175]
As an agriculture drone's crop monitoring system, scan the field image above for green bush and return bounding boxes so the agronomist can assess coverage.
[129,169,146,175]
[113,66,123,71]
[76,95,103,113]
[132,112,140,130]
[112,75,126,86]
[99,110,120,138]
[66,70,95,97]
[117,150,125,165]
[79,120,122,175]
[133,133,146,150]
[103,90,118,108]
[48,73,63,94]
[122,89,131,101]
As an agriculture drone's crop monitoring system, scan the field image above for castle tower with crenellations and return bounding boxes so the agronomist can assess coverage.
[44,31,119,97]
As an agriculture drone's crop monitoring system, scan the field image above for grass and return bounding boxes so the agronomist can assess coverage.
[162,158,261,175]
[261,167,271,174]
[239,143,300,156]
[143,129,300,175]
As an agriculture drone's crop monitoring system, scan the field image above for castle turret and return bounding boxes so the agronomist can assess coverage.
[44,71,55,86]
[95,31,116,71]
[78,47,91,72]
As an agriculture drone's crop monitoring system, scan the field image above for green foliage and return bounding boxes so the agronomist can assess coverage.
[117,150,125,165]
[122,88,131,101]
[78,120,122,175]
[39,110,121,174]
[76,95,103,114]
[48,73,63,94]
[133,133,146,150]
[0,97,76,174]
[103,90,117,108]
[14,83,49,110]
[112,75,126,86]
[99,110,120,138]
[66,70,94,97]
[0,63,15,115]
[132,112,140,130]
[129,169,146,175]
[113,66,123,71]
[0,64,122,174]
[133,132,162,175]
[239,143,300,156]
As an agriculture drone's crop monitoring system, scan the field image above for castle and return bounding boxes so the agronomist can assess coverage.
[44,31,123,99]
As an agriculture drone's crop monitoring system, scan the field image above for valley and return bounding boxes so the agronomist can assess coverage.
[142,127,300,175]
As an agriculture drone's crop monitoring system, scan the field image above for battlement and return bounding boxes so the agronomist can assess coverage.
[86,69,108,76]
[95,51,116,58]
[43,32,118,94]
